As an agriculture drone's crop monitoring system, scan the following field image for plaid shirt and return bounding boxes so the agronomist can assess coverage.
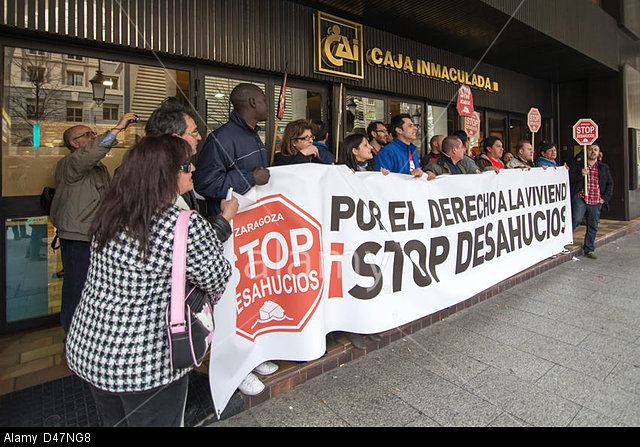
[578,161,601,205]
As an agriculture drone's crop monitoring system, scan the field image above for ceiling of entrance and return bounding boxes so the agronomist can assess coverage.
[292,0,619,83]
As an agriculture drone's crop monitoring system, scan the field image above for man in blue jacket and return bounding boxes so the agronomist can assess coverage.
[194,83,271,216]
[373,113,433,179]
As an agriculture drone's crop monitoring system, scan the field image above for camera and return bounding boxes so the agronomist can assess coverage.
[127,115,139,125]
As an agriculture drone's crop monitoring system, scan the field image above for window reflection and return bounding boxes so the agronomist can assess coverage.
[345,95,384,136]
[273,85,324,153]
[390,100,423,154]
[2,47,191,197]
[5,217,62,322]
[204,75,266,141]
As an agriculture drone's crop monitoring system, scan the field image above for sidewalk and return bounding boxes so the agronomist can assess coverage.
[210,228,640,427]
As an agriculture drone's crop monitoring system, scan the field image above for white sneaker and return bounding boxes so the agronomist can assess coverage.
[253,361,279,376]
[238,372,265,396]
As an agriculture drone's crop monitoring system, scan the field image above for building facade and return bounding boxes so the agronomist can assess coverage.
[0,0,638,333]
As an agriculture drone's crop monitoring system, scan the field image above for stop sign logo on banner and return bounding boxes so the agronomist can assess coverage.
[457,85,474,117]
[233,194,324,341]
[573,118,598,146]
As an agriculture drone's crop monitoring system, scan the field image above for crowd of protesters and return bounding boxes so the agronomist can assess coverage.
[53,83,612,427]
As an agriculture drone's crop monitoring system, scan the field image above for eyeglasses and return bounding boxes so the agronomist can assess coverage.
[184,129,200,137]
[72,131,97,141]
[295,135,315,141]
[181,162,193,173]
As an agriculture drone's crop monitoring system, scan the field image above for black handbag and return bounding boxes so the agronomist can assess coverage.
[165,210,215,370]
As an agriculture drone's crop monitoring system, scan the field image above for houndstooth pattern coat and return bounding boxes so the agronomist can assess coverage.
[65,206,232,393]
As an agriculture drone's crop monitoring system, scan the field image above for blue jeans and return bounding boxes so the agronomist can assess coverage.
[571,196,602,254]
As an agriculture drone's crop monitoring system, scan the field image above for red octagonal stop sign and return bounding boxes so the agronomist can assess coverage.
[527,108,541,133]
[457,85,474,117]
[233,194,324,341]
[573,118,599,145]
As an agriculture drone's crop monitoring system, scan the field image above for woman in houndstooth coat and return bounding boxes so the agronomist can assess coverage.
[65,135,238,427]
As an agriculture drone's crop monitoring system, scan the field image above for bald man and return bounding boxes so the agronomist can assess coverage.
[51,113,138,336]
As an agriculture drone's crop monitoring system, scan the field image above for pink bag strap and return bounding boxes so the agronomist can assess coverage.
[170,209,195,333]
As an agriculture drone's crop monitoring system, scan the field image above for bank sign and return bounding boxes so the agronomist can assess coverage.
[314,11,499,92]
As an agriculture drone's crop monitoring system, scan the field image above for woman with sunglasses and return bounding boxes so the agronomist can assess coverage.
[273,119,324,165]
[64,135,238,427]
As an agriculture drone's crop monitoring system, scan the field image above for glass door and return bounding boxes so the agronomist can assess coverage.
[343,91,425,155]
[273,80,330,159]
[389,98,424,155]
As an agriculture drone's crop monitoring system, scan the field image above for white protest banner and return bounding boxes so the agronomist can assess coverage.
[209,165,573,416]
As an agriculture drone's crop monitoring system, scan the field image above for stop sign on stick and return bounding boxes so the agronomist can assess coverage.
[573,118,598,146]
[457,85,474,117]
[465,112,480,137]
[527,108,541,133]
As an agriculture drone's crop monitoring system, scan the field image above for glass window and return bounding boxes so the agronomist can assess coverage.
[66,71,84,86]
[66,101,83,121]
[390,100,424,154]
[102,104,119,121]
[4,217,62,323]
[425,104,448,147]
[488,112,508,141]
[103,75,119,90]
[274,85,326,153]
[2,47,191,197]
[509,115,529,155]
[345,95,385,137]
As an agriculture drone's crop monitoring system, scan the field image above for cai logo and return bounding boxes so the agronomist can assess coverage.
[233,195,324,341]
[315,11,364,80]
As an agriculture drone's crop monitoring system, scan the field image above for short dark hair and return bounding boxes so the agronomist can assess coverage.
[452,130,467,145]
[538,141,557,155]
[230,83,264,110]
[312,120,329,141]
[145,97,195,137]
[441,136,461,155]
[366,121,385,141]
[389,114,412,138]
[481,136,503,153]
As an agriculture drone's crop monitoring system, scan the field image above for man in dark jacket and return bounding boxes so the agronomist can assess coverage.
[192,82,277,395]
[193,83,270,216]
[569,143,614,259]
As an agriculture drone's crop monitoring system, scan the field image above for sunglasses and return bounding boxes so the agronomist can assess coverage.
[181,162,193,173]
